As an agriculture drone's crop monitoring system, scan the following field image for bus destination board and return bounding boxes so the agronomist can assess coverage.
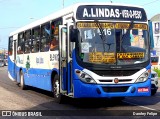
[76,5,147,21]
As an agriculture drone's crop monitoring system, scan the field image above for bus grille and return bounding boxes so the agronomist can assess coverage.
[92,70,139,76]
[102,86,129,93]
[99,79,132,83]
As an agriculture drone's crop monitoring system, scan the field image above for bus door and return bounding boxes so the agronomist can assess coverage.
[59,25,68,94]
[59,24,73,95]
[67,23,74,95]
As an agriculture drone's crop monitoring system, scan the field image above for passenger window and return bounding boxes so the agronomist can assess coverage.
[32,27,40,53]
[50,18,62,51]
[40,23,50,52]
[24,30,31,54]
[17,33,24,54]
[8,37,13,56]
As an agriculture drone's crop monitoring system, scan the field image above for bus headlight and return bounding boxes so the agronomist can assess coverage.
[135,69,151,83]
[75,69,96,84]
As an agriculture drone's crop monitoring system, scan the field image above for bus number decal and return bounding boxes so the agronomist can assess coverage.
[50,54,59,61]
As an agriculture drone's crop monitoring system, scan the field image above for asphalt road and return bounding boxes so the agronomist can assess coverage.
[0,66,160,119]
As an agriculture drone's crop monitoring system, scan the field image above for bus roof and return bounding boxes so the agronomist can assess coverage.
[9,2,145,36]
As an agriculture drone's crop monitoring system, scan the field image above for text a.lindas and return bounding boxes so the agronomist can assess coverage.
[82,8,142,19]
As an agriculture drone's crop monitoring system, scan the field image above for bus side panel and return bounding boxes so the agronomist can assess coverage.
[8,56,24,83]
[23,68,52,91]
[8,56,16,81]
[15,51,59,91]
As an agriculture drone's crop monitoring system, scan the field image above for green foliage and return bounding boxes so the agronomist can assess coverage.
[153,69,160,77]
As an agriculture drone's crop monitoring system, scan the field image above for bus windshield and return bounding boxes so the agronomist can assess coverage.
[77,22,149,65]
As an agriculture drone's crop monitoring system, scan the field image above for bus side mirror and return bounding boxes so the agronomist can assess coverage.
[70,29,79,42]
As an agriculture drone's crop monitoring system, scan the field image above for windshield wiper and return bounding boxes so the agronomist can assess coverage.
[95,20,106,41]
[94,20,106,52]
[120,21,134,51]
[95,21,115,52]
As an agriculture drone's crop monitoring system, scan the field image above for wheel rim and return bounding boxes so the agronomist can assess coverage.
[54,80,60,98]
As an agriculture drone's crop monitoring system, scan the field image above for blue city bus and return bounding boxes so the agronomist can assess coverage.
[8,3,151,103]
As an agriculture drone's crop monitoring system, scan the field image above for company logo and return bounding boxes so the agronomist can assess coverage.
[2,111,12,116]
[1,111,42,117]
[114,78,119,84]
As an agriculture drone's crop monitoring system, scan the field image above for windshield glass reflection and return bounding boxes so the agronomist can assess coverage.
[77,22,149,65]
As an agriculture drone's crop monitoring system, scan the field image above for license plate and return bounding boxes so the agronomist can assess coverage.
[138,87,149,92]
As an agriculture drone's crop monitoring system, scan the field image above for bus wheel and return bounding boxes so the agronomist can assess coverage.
[53,74,65,104]
[151,89,157,96]
[20,71,27,90]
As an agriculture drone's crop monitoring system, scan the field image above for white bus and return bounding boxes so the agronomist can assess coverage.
[8,3,151,103]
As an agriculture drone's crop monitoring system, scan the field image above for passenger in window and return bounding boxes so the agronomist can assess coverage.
[18,46,23,54]
[25,44,30,53]
[32,40,37,52]
[41,38,46,52]
[36,42,39,52]
[44,43,50,51]
[50,38,58,51]
[121,30,145,52]
[32,47,36,53]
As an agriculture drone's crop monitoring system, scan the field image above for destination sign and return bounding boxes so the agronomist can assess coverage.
[89,52,116,63]
[133,24,148,30]
[77,22,148,30]
[76,5,147,21]
[115,23,148,30]
[117,52,144,59]
[77,22,114,28]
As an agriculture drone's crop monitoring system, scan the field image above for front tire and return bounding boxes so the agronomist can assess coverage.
[151,89,157,96]
[53,74,65,104]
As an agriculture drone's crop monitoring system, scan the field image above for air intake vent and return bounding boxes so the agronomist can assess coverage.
[92,70,139,76]
[102,86,129,93]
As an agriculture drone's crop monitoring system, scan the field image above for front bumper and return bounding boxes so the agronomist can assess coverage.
[73,79,151,98]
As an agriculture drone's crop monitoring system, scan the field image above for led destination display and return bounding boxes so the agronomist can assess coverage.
[76,5,147,21]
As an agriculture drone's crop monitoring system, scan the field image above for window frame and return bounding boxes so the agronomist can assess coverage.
[50,18,62,51]
[17,32,25,54]
[40,22,51,52]
[32,26,40,53]
[24,30,32,54]
[8,36,13,56]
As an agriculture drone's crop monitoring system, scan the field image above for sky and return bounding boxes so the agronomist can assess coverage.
[0,0,160,50]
